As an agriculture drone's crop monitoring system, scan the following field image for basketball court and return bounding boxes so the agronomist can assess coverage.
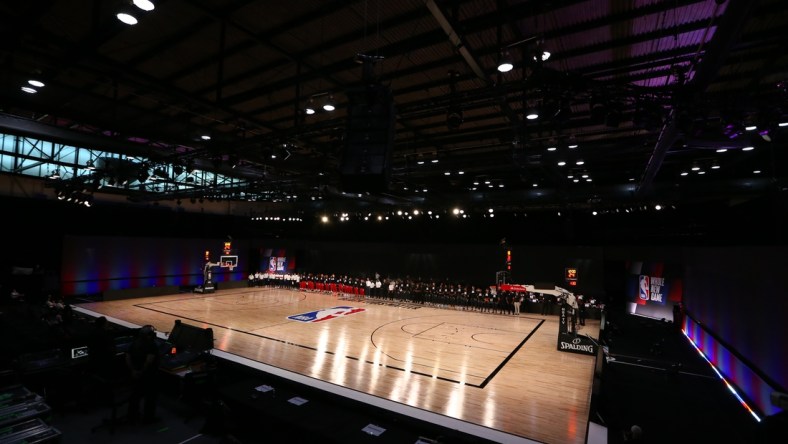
[74,287,600,443]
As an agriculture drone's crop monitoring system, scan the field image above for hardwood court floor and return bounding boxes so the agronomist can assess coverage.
[75,287,600,444]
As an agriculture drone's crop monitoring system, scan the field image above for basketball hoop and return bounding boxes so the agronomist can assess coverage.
[220,255,238,271]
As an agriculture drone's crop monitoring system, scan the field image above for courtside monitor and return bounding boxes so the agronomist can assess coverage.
[168,320,214,353]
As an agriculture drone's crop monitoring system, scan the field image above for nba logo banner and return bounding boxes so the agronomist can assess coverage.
[639,275,650,301]
[288,306,365,323]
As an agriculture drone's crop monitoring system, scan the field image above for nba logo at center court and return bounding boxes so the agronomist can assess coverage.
[639,275,650,300]
[288,306,365,323]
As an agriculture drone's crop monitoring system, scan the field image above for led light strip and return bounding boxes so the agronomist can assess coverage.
[683,330,761,422]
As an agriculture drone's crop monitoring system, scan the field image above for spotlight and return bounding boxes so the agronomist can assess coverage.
[525,107,539,120]
[28,79,45,88]
[322,95,335,112]
[116,3,138,25]
[132,0,155,11]
[533,39,551,63]
[305,98,316,115]
[497,51,513,73]
[21,86,37,94]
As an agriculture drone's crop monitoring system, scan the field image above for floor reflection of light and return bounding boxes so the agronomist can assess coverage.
[390,372,407,400]
[432,356,442,378]
[567,407,577,438]
[217,328,232,349]
[368,358,382,393]
[482,389,497,427]
[457,351,469,385]
[371,340,383,367]
[405,375,421,405]
[310,328,329,377]
[445,384,465,418]
[330,331,348,385]
[403,340,414,373]
[357,340,370,384]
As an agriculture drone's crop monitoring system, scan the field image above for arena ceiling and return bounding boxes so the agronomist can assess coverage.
[1,0,787,222]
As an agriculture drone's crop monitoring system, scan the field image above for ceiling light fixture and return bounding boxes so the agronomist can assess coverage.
[532,38,551,63]
[304,98,316,115]
[21,86,37,94]
[533,47,551,63]
[497,50,514,73]
[28,79,45,88]
[133,0,155,11]
[322,95,335,111]
[116,3,139,25]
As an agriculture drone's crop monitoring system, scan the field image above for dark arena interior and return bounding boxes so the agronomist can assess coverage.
[1,1,788,443]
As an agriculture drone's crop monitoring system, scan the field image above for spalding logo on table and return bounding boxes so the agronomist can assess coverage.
[288,306,366,323]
